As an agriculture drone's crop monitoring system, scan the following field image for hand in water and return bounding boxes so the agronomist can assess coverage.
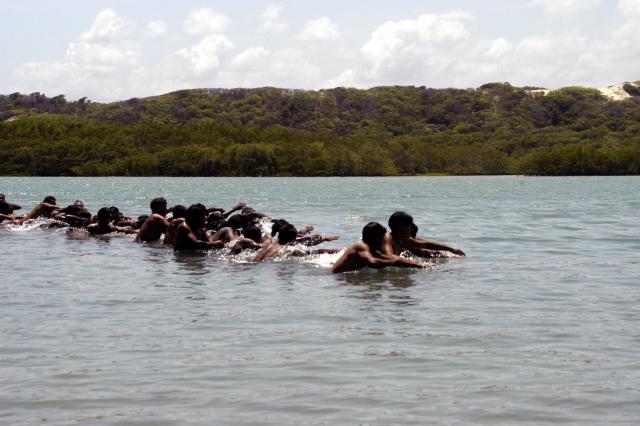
[452,248,466,256]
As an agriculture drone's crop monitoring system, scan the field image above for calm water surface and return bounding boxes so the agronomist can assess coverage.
[1,177,639,425]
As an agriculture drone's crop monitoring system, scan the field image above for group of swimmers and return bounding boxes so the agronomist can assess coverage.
[0,192,465,274]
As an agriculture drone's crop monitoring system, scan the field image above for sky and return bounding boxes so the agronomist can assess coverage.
[2,0,640,102]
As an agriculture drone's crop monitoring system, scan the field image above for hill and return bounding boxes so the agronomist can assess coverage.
[1,82,640,176]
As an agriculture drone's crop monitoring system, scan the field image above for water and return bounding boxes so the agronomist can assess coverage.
[1,176,639,425]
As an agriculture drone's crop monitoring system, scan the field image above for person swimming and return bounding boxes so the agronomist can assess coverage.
[383,211,465,258]
[54,200,92,228]
[254,223,339,262]
[87,207,138,236]
[0,193,22,223]
[228,225,263,255]
[331,222,424,274]
[135,197,170,243]
[163,205,187,246]
[174,204,229,251]
[18,195,58,222]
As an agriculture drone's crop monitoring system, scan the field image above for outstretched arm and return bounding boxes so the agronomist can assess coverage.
[359,248,423,270]
[222,202,246,218]
[413,238,465,256]
[297,234,340,246]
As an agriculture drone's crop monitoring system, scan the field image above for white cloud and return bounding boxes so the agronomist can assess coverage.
[232,46,271,69]
[618,0,640,15]
[321,69,359,88]
[13,9,141,100]
[486,38,513,58]
[260,5,287,33]
[301,17,340,41]
[361,12,473,81]
[184,8,230,35]
[177,34,234,75]
[221,47,321,87]
[145,20,167,38]
[80,8,134,42]
[529,0,602,16]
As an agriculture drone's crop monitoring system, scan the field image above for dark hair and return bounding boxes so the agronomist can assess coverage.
[277,224,298,245]
[186,204,207,227]
[411,223,418,238]
[150,197,167,214]
[97,207,111,223]
[109,206,121,220]
[271,219,290,237]
[135,215,149,229]
[63,204,91,219]
[362,222,387,247]
[243,226,262,243]
[170,205,187,219]
[43,196,56,204]
[226,214,247,230]
[206,212,224,230]
[0,193,5,200]
[388,211,413,233]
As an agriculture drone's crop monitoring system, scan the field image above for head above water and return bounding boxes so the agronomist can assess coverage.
[97,207,111,223]
[388,211,414,237]
[169,205,187,219]
[73,200,85,209]
[0,193,5,202]
[109,206,121,220]
[135,215,149,229]
[186,204,207,228]
[43,195,56,205]
[206,211,224,230]
[271,219,290,237]
[362,222,387,247]
[243,226,262,243]
[150,197,167,215]
[411,223,418,238]
[277,224,298,245]
[226,214,247,230]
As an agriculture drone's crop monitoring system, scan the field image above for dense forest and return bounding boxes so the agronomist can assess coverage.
[1,82,640,176]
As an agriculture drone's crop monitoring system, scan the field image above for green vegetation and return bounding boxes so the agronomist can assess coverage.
[1,83,640,176]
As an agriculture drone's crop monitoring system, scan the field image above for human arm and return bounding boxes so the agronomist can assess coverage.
[359,247,423,270]
[221,202,246,218]
[229,238,262,254]
[297,234,340,246]
[297,226,314,235]
[413,238,465,256]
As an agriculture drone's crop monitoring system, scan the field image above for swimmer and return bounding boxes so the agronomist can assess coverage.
[163,205,187,246]
[54,200,92,228]
[174,204,228,251]
[270,219,337,246]
[383,212,465,257]
[87,207,138,236]
[135,197,170,243]
[253,223,339,262]
[331,222,424,274]
[0,193,22,223]
[18,195,58,222]
[228,225,263,255]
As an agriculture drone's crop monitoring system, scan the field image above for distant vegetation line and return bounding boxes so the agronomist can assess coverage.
[1,83,640,176]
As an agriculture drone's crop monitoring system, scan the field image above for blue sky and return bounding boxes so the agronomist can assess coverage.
[2,0,639,101]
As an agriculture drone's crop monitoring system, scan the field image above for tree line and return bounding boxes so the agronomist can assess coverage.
[1,83,639,176]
